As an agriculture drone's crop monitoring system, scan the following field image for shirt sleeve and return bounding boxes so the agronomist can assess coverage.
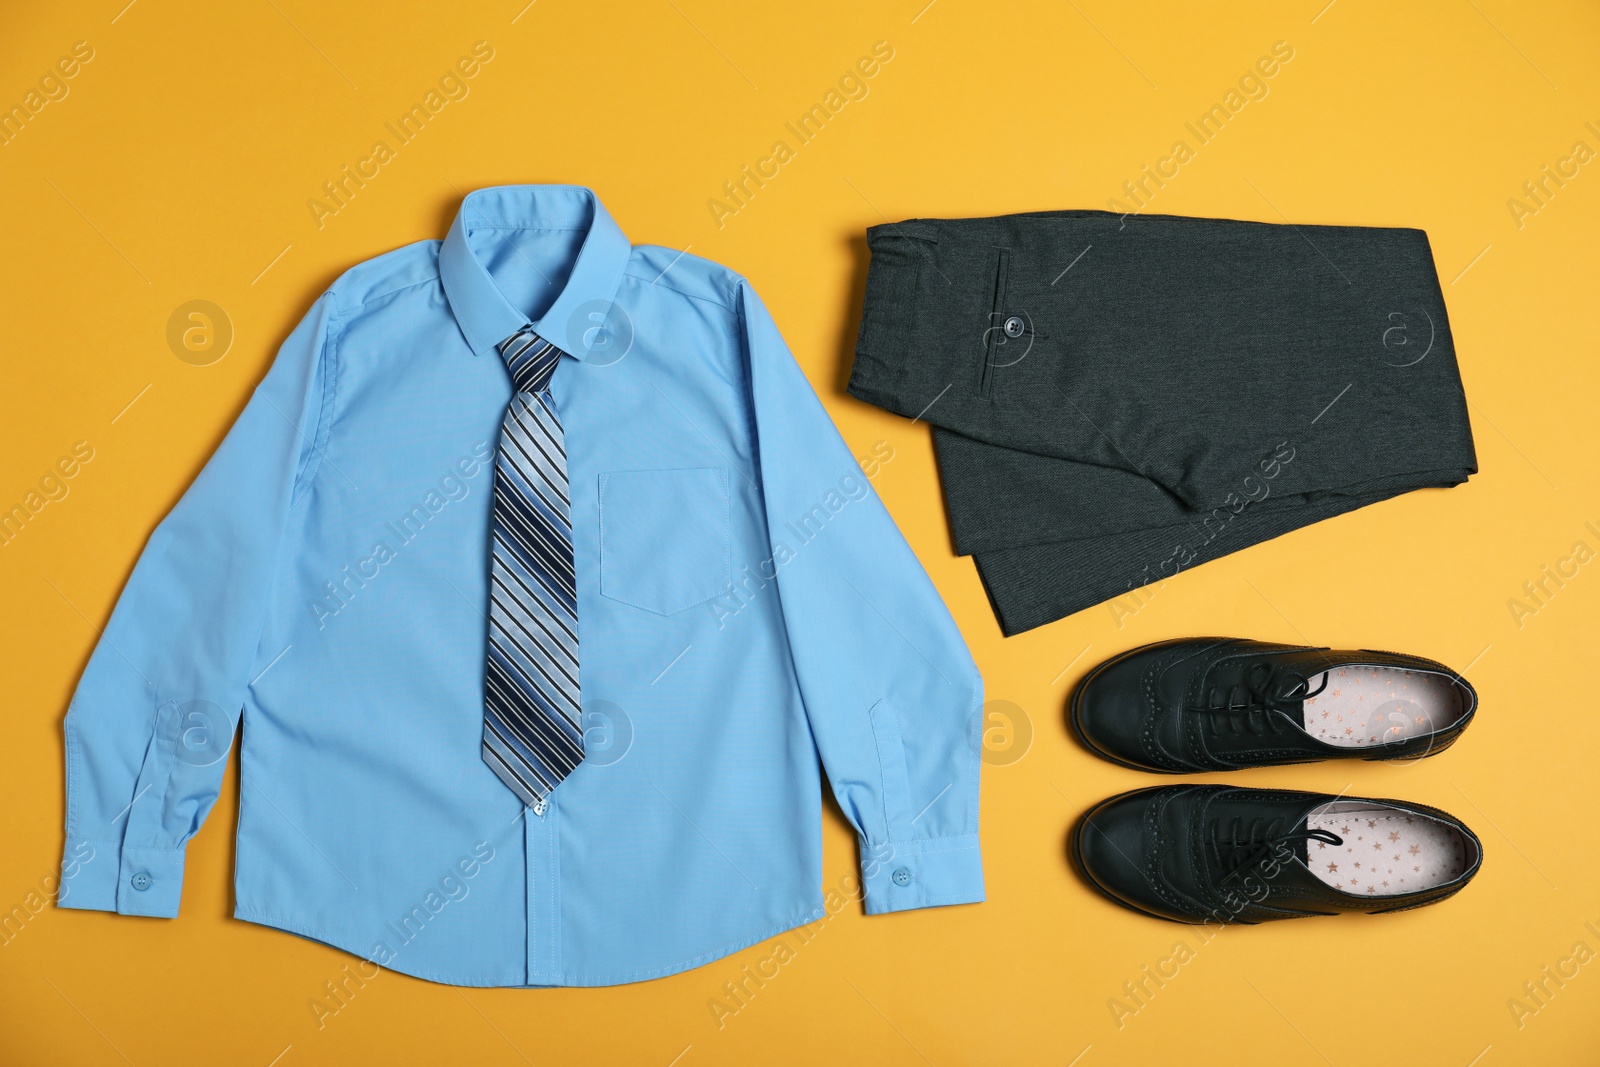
[59,293,336,918]
[738,279,985,915]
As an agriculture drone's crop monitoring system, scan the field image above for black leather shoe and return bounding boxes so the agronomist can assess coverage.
[1070,638,1476,772]
[1073,785,1482,923]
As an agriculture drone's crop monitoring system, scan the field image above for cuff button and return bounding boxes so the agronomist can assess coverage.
[891,866,912,887]
[130,872,152,892]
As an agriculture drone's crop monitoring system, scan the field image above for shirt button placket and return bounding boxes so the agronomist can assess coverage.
[525,793,561,984]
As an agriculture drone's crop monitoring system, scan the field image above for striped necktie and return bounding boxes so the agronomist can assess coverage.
[481,326,583,811]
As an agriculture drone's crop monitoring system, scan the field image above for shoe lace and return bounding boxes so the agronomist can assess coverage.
[1186,662,1329,736]
[1206,816,1344,886]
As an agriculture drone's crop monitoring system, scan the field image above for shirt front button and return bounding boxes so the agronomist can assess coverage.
[130,872,152,891]
[891,866,912,887]
[1002,316,1025,338]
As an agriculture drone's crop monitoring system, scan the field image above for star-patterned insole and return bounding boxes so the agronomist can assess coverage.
[1301,667,1466,749]
[1305,807,1469,896]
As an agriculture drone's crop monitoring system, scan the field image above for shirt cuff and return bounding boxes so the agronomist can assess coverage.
[56,839,186,918]
[861,834,984,915]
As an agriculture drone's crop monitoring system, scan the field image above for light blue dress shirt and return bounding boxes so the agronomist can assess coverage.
[59,185,985,986]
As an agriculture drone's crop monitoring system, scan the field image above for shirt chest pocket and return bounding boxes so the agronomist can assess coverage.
[598,467,732,615]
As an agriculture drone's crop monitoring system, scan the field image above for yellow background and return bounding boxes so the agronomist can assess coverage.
[2,1,1597,1063]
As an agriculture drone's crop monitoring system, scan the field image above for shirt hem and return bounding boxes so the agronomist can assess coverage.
[232,903,829,988]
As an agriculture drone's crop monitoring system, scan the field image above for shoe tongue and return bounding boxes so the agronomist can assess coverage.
[1212,656,1305,703]
[1275,801,1352,897]
[1205,795,1333,895]
[1292,671,1327,730]
[1284,812,1332,878]
[1198,670,1320,755]
[1224,656,1339,731]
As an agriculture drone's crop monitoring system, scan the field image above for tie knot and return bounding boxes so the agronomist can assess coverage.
[497,327,564,394]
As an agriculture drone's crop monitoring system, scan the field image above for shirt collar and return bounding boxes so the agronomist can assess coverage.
[439,185,631,359]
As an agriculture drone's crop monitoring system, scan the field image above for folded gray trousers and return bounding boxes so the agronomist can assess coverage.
[847,209,1477,636]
